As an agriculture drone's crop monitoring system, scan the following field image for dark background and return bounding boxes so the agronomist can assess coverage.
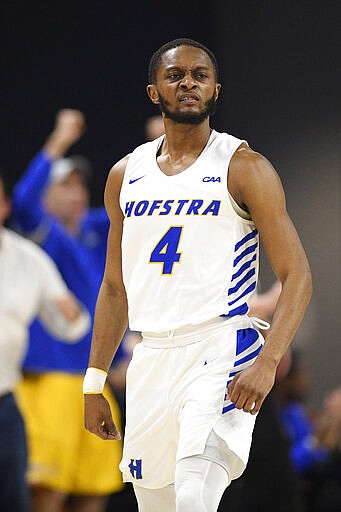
[1,1,340,404]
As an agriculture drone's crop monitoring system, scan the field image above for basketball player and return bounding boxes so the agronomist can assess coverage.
[84,38,312,512]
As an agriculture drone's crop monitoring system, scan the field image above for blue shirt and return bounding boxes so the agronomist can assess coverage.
[11,151,122,372]
[279,401,329,473]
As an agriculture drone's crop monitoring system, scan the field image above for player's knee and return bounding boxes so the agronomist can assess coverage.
[175,455,230,512]
[175,479,204,512]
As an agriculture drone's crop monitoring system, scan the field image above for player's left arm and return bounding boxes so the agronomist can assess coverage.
[227,145,313,414]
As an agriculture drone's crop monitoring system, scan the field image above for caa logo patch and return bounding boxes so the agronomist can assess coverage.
[203,176,221,183]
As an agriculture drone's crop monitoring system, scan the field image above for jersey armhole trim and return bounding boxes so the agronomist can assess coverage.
[228,191,253,221]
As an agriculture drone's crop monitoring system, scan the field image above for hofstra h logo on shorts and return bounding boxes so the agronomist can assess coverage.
[128,458,143,479]
[125,199,221,217]
[202,176,221,182]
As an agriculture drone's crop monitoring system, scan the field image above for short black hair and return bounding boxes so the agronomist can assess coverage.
[148,38,219,84]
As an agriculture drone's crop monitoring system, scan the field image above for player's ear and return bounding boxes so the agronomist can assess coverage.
[146,84,160,105]
[214,83,221,101]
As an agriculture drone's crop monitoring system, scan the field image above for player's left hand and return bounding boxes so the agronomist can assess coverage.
[227,355,277,414]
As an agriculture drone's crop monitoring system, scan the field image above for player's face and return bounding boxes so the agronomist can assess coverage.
[147,46,221,125]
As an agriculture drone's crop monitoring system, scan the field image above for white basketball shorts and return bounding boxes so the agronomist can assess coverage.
[119,315,264,489]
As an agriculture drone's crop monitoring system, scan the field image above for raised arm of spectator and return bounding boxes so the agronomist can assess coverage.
[12,109,86,233]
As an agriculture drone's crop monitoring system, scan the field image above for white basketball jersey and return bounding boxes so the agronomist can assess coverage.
[119,130,259,332]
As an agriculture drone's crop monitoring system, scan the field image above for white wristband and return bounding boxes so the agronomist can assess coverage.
[83,367,107,394]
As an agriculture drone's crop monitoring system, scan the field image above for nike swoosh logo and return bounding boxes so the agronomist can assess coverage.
[129,175,146,184]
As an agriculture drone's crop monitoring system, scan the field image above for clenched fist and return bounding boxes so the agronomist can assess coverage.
[44,109,86,158]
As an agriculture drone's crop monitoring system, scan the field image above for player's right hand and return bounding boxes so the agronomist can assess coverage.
[84,394,121,441]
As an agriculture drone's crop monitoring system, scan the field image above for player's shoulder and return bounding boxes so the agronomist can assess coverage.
[108,153,130,180]
[107,138,160,186]
[104,154,132,209]
[230,143,279,184]
[231,144,268,169]
[229,144,283,207]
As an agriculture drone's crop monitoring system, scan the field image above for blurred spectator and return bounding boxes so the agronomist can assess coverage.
[0,174,89,512]
[320,387,341,451]
[306,387,341,512]
[144,115,165,141]
[276,352,341,511]
[11,110,123,512]
[276,350,325,473]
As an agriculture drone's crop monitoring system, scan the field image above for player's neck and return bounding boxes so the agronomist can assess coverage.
[162,120,212,158]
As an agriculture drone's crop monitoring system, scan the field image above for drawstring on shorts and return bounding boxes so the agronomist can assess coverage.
[249,316,271,331]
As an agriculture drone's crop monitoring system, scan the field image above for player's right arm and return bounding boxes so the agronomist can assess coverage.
[84,155,129,440]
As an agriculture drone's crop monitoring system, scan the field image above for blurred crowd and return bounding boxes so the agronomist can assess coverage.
[1,110,340,512]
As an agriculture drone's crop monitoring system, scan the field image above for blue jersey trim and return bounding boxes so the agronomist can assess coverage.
[236,328,259,356]
[234,229,258,251]
[233,243,258,267]
[228,268,256,296]
[222,403,236,414]
[231,255,257,281]
[228,281,257,306]
[220,303,249,318]
[234,345,262,366]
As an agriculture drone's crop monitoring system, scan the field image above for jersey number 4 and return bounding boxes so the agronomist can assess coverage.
[149,226,183,275]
